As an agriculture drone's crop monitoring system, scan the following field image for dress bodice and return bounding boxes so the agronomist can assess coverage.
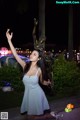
[22,68,39,89]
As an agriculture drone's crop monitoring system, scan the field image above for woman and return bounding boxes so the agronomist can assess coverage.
[6,29,55,119]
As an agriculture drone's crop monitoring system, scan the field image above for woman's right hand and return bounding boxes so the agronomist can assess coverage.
[6,29,13,41]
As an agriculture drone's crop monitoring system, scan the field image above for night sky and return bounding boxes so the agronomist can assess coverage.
[0,0,80,51]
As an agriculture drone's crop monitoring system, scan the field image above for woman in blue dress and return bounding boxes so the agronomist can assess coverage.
[6,29,56,119]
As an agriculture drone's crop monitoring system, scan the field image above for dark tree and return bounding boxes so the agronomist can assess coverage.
[68,5,74,60]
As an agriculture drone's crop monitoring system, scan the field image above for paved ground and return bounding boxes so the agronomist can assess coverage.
[1,96,80,120]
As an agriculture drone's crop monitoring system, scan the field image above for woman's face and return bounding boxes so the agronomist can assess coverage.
[29,50,39,62]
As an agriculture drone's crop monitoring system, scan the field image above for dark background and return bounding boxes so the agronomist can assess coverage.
[0,0,80,51]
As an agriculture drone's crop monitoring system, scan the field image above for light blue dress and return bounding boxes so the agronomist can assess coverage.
[20,68,50,115]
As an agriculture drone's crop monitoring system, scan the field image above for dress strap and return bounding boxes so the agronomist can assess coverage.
[36,68,40,75]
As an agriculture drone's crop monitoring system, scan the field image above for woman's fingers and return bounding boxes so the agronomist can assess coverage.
[6,29,13,40]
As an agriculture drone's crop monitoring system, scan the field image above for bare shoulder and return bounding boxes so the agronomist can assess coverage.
[38,67,42,75]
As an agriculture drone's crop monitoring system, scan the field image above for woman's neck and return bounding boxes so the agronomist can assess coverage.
[30,62,37,68]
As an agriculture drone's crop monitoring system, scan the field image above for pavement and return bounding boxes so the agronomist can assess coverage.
[0,96,80,120]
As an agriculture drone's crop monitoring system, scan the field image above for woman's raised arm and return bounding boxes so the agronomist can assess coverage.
[6,29,26,70]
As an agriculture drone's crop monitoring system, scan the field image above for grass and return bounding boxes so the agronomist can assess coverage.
[0,90,23,110]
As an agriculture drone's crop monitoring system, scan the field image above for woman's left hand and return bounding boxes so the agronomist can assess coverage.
[47,79,51,85]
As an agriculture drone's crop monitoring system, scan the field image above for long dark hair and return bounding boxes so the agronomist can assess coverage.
[23,49,46,80]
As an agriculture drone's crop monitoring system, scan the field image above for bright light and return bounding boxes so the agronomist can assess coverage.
[0,47,9,55]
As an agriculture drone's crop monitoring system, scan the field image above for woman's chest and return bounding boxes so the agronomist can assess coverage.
[23,75,39,84]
